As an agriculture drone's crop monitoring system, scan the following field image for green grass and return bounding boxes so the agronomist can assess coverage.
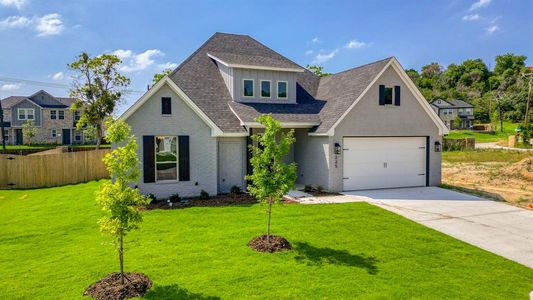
[443,149,532,163]
[446,122,519,143]
[1,181,532,299]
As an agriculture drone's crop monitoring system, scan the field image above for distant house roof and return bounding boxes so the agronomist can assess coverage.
[0,90,76,109]
[528,66,533,71]
[431,99,473,108]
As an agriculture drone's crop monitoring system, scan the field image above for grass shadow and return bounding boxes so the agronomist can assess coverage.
[144,284,220,300]
[293,242,378,274]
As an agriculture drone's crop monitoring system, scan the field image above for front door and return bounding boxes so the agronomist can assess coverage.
[15,129,23,145]
[62,129,71,145]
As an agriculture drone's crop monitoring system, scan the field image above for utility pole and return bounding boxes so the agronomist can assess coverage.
[523,72,532,128]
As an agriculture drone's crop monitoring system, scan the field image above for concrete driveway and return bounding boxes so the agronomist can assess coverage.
[341,187,533,269]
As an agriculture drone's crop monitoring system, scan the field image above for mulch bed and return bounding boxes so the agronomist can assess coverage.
[144,193,258,210]
[308,191,342,197]
[248,235,292,253]
[84,272,152,300]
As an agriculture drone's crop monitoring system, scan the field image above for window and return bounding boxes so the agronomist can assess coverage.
[17,108,35,120]
[74,130,82,142]
[161,97,172,115]
[51,129,57,138]
[384,87,393,105]
[243,79,254,97]
[50,110,57,120]
[155,136,178,181]
[58,110,65,120]
[74,111,81,121]
[277,81,287,99]
[260,80,271,98]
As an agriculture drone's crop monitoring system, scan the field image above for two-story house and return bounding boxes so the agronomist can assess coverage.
[121,32,448,197]
[0,90,89,145]
[430,99,474,129]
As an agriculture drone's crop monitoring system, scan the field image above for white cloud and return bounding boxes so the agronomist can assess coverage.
[486,24,500,34]
[470,0,491,11]
[0,0,26,10]
[0,13,64,36]
[305,50,313,55]
[312,49,338,64]
[113,49,164,72]
[158,62,178,70]
[462,14,480,21]
[345,39,367,49]
[0,83,20,91]
[51,72,64,80]
[311,37,320,43]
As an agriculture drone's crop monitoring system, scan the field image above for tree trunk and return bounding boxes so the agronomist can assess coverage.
[119,232,124,285]
[266,198,272,243]
[499,105,504,133]
[96,122,102,150]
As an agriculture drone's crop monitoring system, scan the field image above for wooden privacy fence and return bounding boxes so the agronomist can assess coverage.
[0,149,110,189]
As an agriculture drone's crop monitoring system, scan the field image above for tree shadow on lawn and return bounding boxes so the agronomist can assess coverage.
[293,242,379,274]
[144,284,220,300]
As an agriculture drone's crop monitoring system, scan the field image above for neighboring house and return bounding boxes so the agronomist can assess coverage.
[122,33,448,198]
[0,90,89,145]
[430,99,474,129]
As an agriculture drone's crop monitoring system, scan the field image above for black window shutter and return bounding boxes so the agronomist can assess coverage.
[178,136,190,181]
[394,86,401,106]
[379,85,385,105]
[161,97,171,115]
[143,136,155,183]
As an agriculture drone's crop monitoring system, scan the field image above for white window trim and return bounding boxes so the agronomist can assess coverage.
[58,110,65,120]
[50,110,57,120]
[383,86,395,106]
[155,136,179,182]
[51,129,57,138]
[242,79,255,98]
[74,111,81,120]
[277,81,288,99]
[260,80,271,98]
[17,108,35,120]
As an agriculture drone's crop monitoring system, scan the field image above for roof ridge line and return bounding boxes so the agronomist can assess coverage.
[326,57,394,78]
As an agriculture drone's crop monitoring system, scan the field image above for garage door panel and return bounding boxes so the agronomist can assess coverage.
[342,137,426,191]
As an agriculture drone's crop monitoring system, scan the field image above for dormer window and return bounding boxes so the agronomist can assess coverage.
[277,81,287,99]
[243,79,254,97]
[261,80,271,98]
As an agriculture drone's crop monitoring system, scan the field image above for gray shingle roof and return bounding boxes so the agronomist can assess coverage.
[1,93,76,109]
[447,99,473,108]
[167,32,393,134]
[0,96,28,108]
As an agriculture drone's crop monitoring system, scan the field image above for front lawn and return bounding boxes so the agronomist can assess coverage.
[446,122,519,143]
[1,181,532,299]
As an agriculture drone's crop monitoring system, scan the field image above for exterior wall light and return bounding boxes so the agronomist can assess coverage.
[434,141,442,152]
[334,143,341,155]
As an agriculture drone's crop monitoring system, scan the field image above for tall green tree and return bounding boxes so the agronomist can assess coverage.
[69,53,130,149]
[152,69,172,85]
[96,118,150,284]
[246,115,297,243]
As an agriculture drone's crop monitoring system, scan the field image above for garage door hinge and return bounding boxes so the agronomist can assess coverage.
[419,146,425,149]
[418,174,425,176]
[343,148,349,151]
[342,177,349,180]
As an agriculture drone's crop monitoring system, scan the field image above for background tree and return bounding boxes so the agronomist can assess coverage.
[69,53,130,149]
[246,115,297,243]
[22,120,37,145]
[152,69,172,85]
[96,118,150,284]
[306,65,332,77]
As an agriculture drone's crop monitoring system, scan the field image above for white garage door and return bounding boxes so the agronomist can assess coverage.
[342,137,426,191]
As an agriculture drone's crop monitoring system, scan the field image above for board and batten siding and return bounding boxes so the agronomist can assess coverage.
[11,100,42,127]
[217,62,234,99]
[125,83,218,198]
[329,65,442,191]
[232,68,297,103]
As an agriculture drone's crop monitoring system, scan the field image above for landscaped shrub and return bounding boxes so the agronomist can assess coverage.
[230,185,241,195]
[315,185,324,193]
[146,193,157,202]
[169,193,180,202]
[200,190,209,200]
[303,184,315,193]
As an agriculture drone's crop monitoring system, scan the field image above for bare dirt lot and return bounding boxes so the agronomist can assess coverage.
[442,150,533,208]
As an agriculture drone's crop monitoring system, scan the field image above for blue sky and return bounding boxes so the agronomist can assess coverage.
[0,0,531,113]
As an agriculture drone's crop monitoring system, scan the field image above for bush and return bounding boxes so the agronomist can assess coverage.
[200,190,209,200]
[303,184,315,193]
[230,185,241,195]
[169,193,180,202]
[316,185,324,193]
[146,193,157,202]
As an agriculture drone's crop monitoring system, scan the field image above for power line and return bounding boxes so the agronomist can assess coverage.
[0,75,145,94]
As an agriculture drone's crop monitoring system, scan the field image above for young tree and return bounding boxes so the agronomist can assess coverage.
[69,53,130,149]
[96,118,150,284]
[246,115,297,243]
[306,65,332,77]
[22,120,38,145]
[152,69,172,85]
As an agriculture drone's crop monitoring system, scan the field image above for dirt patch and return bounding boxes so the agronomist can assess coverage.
[442,156,533,208]
[84,272,152,300]
[248,235,292,253]
[144,194,257,210]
